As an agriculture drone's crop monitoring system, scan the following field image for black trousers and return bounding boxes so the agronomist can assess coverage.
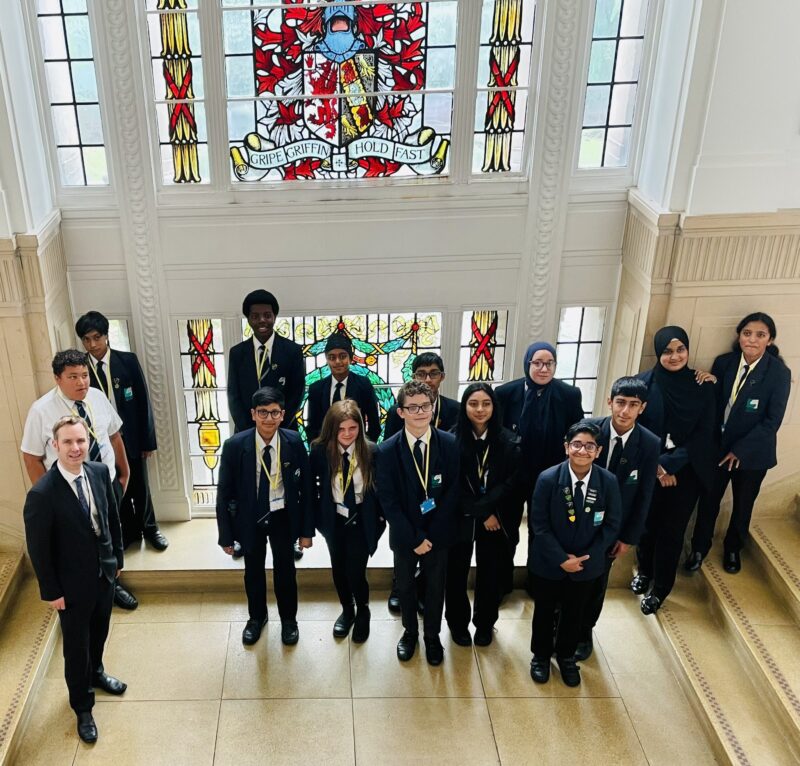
[445,523,509,633]
[120,455,159,546]
[327,513,370,609]
[530,574,596,659]
[637,465,702,600]
[243,509,297,624]
[691,466,768,555]
[58,574,114,713]
[579,554,614,641]
[394,546,448,638]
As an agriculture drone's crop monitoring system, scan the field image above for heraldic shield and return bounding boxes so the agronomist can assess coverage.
[303,51,377,149]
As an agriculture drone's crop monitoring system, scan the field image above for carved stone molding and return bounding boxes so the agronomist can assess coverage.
[0,238,24,306]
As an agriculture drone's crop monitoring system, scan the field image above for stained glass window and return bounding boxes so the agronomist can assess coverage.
[225,1,454,182]
[473,0,536,174]
[579,0,649,168]
[36,0,108,186]
[457,309,508,397]
[178,319,229,505]
[244,312,442,442]
[556,306,606,416]
[144,0,209,183]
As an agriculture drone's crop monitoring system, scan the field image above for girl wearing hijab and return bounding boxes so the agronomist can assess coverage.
[445,383,521,647]
[310,400,383,642]
[496,342,585,587]
[686,312,792,574]
[631,327,717,614]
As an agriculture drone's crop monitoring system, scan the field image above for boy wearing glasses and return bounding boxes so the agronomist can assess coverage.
[528,421,620,687]
[376,381,460,666]
[216,387,314,647]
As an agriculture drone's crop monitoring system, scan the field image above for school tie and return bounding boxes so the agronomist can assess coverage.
[74,400,102,462]
[725,364,750,423]
[413,439,425,474]
[573,480,585,516]
[607,436,623,474]
[332,381,343,403]
[257,345,268,382]
[74,475,91,519]
[96,360,109,395]
[341,450,357,514]
[257,446,271,509]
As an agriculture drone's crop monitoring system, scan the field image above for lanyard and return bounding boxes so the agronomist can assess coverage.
[257,434,281,492]
[476,444,490,486]
[255,341,270,383]
[434,397,441,428]
[339,454,357,497]
[58,391,100,442]
[731,365,751,401]
[89,358,112,400]
[411,437,431,498]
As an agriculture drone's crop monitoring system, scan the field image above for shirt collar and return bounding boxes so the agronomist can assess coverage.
[255,333,276,356]
[91,349,111,367]
[57,461,86,485]
[568,465,592,490]
[405,427,431,452]
[739,352,763,373]
[256,429,280,451]
[473,429,488,441]
[608,420,633,448]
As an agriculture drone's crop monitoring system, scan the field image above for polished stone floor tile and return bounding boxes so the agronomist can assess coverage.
[112,591,203,623]
[349,619,484,698]
[100,621,229,701]
[353,698,498,765]
[489,697,648,765]
[215,698,355,766]
[594,612,674,675]
[11,678,77,766]
[223,620,351,699]
[198,591,251,622]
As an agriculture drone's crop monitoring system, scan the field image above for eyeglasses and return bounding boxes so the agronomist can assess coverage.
[413,370,443,381]
[402,403,434,414]
[529,360,556,370]
[568,441,598,454]
[254,408,284,420]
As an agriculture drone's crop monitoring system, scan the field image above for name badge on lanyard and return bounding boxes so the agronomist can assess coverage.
[412,439,436,514]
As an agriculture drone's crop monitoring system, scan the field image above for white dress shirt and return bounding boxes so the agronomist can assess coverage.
[254,333,277,374]
[329,376,349,405]
[89,349,116,411]
[57,462,100,536]
[729,352,763,405]
[405,427,432,459]
[568,466,592,500]
[605,422,632,468]
[332,444,364,505]
[256,429,284,510]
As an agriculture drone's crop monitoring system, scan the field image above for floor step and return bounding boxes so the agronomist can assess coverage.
[655,576,797,765]
[0,545,25,627]
[750,518,800,625]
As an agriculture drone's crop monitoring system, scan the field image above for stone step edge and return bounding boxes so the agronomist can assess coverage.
[0,551,25,627]
[701,559,800,757]
[750,522,800,624]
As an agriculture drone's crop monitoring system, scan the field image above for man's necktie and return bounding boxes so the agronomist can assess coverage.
[413,439,425,473]
[257,446,271,509]
[74,400,102,462]
[607,436,623,474]
[341,450,357,514]
[573,480,585,516]
[257,345,268,382]
[97,360,109,396]
[725,364,751,423]
[74,475,91,519]
[332,381,343,403]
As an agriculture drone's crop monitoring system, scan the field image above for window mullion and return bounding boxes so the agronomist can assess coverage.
[450,0,481,184]
[198,0,228,189]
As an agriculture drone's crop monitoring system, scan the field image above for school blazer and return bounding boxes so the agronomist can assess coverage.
[306,372,381,443]
[309,444,384,555]
[383,395,459,440]
[375,428,460,552]
[227,335,305,433]
[529,461,621,582]
[711,352,792,470]
[585,417,660,546]
[216,427,314,554]
[495,377,584,437]
[88,349,157,456]
[24,462,123,603]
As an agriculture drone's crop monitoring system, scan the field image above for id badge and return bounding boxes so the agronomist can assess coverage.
[625,469,639,485]
[593,510,605,526]
[123,386,134,401]
[664,433,676,450]
[420,497,436,515]
[745,398,759,412]
[336,503,349,518]
[270,497,285,512]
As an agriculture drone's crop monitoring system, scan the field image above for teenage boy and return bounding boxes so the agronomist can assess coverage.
[216,387,314,646]
[75,311,168,552]
[376,381,459,666]
[306,333,381,443]
[528,421,621,687]
[578,377,660,659]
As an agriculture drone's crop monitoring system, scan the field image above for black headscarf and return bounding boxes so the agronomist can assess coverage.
[651,326,704,444]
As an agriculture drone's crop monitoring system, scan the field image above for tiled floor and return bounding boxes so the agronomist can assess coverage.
[14,586,720,766]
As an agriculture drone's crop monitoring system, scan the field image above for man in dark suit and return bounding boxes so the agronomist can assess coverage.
[76,311,168,552]
[24,416,128,744]
[578,377,660,659]
[305,333,381,443]
[216,387,314,646]
[376,380,460,666]
[528,421,621,687]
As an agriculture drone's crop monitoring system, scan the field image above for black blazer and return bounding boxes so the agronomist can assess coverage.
[383,394,459,440]
[529,461,621,582]
[376,428,460,552]
[88,349,157,456]
[306,372,381,443]
[710,351,792,470]
[309,444,383,555]
[455,427,521,544]
[24,462,123,603]
[216,427,314,553]
[227,335,305,432]
[495,377,585,436]
[585,417,660,546]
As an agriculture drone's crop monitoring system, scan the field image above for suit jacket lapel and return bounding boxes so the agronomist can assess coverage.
[321,376,332,405]
[52,465,93,526]
[243,432,257,501]
[730,354,769,417]
[617,425,640,482]
[85,465,108,533]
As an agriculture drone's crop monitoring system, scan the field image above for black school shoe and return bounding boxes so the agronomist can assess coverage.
[424,636,444,666]
[281,621,300,645]
[397,631,418,661]
[556,656,581,687]
[530,657,550,683]
[723,550,741,574]
[113,583,138,610]
[333,609,355,638]
[352,606,371,643]
[574,638,593,662]
[630,574,651,594]
[77,712,98,743]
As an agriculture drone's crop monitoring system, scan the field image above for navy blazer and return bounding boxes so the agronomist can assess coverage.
[227,335,305,433]
[24,461,123,603]
[216,427,314,553]
[710,351,792,470]
[495,377,585,436]
[376,428,460,552]
[383,394,459,440]
[88,349,157,456]
[309,444,384,555]
[306,371,381,443]
[585,417,660,546]
[529,461,621,582]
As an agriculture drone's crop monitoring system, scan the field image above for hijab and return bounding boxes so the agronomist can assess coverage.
[519,342,557,465]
